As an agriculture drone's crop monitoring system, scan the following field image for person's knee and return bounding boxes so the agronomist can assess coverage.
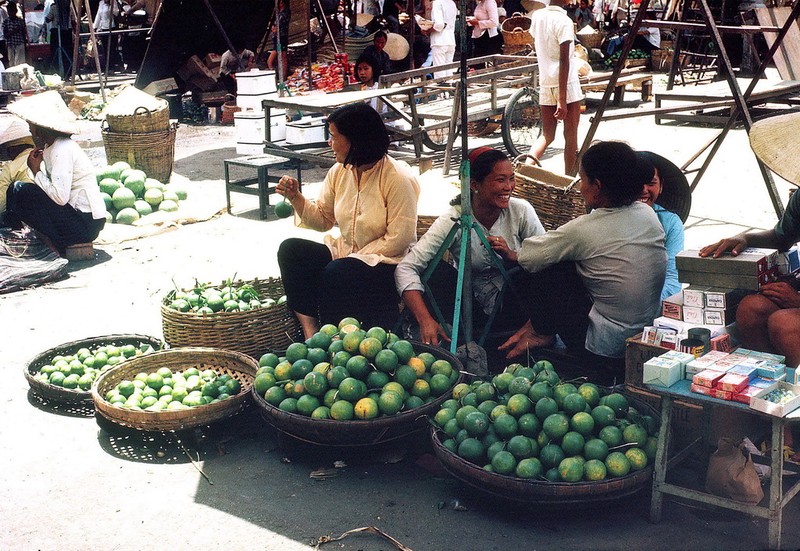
[767,308,800,346]
[736,293,777,327]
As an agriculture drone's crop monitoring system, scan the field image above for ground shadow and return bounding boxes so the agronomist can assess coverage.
[65,249,113,273]
[26,389,95,418]
[173,147,239,181]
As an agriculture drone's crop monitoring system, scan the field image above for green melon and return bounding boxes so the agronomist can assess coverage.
[111,161,131,174]
[120,168,145,183]
[162,189,179,204]
[96,165,121,183]
[144,188,163,207]
[144,178,164,191]
[115,207,140,225]
[100,192,113,211]
[104,211,113,224]
[159,199,179,212]
[134,199,153,217]
[112,187,136,210]
[166,184,188,200]
[99,178,122,196]
[124,173,147,198]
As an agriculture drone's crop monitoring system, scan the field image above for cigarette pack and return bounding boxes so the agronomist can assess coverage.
[659,350,696,368]
[778,246,800,275]
[661,292,684,321]
[691,383,713,397]
[736,349,787,364]
[693,369,726,388]
[757,363,786,380]
[710,388,733,401]
[683,306,705,325]
[643,357,683,387]
[710,333,732,352]
[718,373,750,393]
[733,386,762,405]
[676,248,778,276]
[750,376,785,389]
[704,287,750,309]
[704,307,736,326]
[711,353,750,369]
[726,364,757,380]
[682,286,708,308]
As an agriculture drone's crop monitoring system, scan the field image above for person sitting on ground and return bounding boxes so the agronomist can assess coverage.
[699,192,800,368]
[638,151,687,301]
[275,103,420,338]
[219,42,255,94]
[0,116,35,220]
[4,91,106,256]
[574,0,595,29]
[499,141,666,384]
[395,147,546,349]
[355,52,385,113]
[362,30,393,76]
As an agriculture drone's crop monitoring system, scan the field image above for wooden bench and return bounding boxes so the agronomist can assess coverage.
[581,68,654,106]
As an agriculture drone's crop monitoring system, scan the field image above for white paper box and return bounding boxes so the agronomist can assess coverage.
[236,69,278,95]
[750,381,800,417]
[237,91,278,111]
[643,357,683,387]
[234,109,286,143]
[285,117,328,144]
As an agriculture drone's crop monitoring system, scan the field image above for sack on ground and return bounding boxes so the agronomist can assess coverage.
[705,437,764,504]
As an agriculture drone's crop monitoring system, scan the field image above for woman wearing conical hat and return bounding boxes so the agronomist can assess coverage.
[3,91,106,256]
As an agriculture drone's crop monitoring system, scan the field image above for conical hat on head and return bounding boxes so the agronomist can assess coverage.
[639,151,692,223]
[384,32,410,61]
[749,112,800,186]
[7,90,79,136]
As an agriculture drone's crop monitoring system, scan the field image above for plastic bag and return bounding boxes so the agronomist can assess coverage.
[705,437,764,505]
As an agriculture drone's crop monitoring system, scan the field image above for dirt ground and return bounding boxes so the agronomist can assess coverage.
[4,84,800,551]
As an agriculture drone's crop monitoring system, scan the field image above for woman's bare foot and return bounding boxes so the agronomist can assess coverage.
[497,320,554,359]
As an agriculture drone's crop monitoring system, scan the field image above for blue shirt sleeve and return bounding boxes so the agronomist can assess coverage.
[656,206,685,301]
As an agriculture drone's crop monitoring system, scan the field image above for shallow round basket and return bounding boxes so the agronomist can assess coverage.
[578,31,605,50]
[253,343,464,447]
[105,103,170,134]
[430,391,658,504]
[160,277,302,358]
[92,347,258,432]
[24,334,165,406]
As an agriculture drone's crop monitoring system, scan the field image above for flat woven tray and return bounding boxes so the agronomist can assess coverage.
[253,342,464,446]
[92,347,258,432]
[24,334,164,405]
[160,277,302,358]
[431,390,658,504]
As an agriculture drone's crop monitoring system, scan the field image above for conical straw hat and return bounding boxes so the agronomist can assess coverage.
[7,90,79,136]
[639,151,692,223]
[384,32,410,61]
[749,111,800,186]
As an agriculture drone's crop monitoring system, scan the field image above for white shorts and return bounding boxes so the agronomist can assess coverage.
[539,80,584,106]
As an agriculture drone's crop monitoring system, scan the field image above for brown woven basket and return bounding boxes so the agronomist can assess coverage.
[430,390,658,503]
[513,159,587,231]
[105,103,170,134]
[252,341,464,446]
[578,31,605,50]
[24,334,165,405]
[160,277,302,359]
[501,14,533,47]
[102,122,177,183]
[92,347,258,431]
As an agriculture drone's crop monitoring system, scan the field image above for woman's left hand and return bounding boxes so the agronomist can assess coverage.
[27,148,43,174]
[489,236,517,263]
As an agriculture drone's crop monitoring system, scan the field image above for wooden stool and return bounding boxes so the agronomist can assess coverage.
[65,243,95,261]
[223,154,301,220]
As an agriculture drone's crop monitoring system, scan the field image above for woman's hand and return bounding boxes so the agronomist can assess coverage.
[760,282,800,309]
[466,15,479,26]
[497,320,554,359]
[488,235,517,263]
[27,148,43,174]
[418,316,451,346]
[276,175,301,202]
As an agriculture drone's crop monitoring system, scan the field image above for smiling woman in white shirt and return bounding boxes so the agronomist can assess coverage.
[4,91,106,256]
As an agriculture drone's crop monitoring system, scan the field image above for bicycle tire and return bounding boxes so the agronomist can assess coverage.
[421,123,461,152]
[502,87,542,158]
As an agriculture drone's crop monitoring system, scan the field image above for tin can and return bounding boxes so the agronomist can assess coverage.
[687,327,711,354]
[680,338,705,358]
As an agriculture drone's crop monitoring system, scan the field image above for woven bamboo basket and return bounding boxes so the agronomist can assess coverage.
[513,158,587,231]
[625,57,649,68]
[253,342,464,446]
[105,103,170,134]
[221,98,241,125]
[416,214,438,239]
[501,14,533,47]
[160,277,302,358]
[102,122,178,183]
[24,334,165,405]
[577,31,605,49]
[430,390,659,504]
[92,347,258,431]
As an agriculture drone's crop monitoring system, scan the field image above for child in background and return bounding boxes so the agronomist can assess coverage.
[355,52,385,113]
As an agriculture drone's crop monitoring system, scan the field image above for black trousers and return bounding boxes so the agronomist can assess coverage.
[277,238,402,330]
[5,182,105,254]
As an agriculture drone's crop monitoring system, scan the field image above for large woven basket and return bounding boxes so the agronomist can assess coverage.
[24,333,165,405]
[253,342,464,446]
[92,347,258,431]
[513,158,587,231]
[577,31,605,50]
[160,277,302,359]
[102,122,177,183]
[105,103,170,134]
[501,14,533,47]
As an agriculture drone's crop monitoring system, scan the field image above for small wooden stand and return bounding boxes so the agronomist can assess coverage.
[65,243,95,261]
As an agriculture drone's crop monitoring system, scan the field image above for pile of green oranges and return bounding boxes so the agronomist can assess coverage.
[165,280,286,314]
[433,361,660,483]
[33,341,159,391]
[253,317,460,421]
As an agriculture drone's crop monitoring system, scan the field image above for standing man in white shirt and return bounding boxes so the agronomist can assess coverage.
[429,0,456,77]
[528,0,583,175]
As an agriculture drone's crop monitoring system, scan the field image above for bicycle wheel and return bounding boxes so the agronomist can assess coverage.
[421,123,461,152]
[502,87,542,158]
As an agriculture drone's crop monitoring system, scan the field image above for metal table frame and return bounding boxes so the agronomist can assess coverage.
[646,379,800,549]
[223,154,301,220]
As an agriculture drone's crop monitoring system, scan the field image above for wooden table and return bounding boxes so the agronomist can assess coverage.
[646,379,800,550]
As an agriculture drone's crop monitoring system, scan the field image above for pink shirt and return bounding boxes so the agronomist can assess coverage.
[471,0,499,39]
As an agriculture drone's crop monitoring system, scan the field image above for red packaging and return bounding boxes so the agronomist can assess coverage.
[692,369,726,388]
[691,383,713,396]
[710,333,732,352]
[733,386,761,405]
[710,388,733,401]
[718,373,750,393]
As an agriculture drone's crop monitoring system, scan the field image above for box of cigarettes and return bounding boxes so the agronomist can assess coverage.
[676,270,764,291]
[757,363,786,380]
[704,287,750,309]
[750,381,800,417]
[750,376,784,389]
[726,364,757,380]
[710,333,732,352]
[736,349,787,364]
[686,357,725,378]
[643,357,683,387]
[659,350,696,368]
[693,369,726,388]
[733,386,762,405]
[778,246,800,275]
[718,373,750,393]
[662,292,684,320]
[691,383,713,396]
[652,317,731,339]
[683,286,708,308]
[711,353,750,369]
[660,332,679,350]
[683,306,705,325]
[704,307,736,326]
[676,248,778,276]
[710,388,733,401]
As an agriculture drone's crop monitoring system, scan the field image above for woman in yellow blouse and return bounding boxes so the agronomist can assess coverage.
[276,103,420,338]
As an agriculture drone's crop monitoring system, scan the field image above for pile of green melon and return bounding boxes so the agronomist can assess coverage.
[96,161,188,225]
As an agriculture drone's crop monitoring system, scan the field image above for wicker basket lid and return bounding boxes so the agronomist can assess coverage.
[749,111,800,186]
[640,151,692,223]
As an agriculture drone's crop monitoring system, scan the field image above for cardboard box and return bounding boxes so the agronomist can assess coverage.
[750,381,800,417]
[704,287,750,309]
[710,388,733,401]
[659,350,695,368]
[203,53,222,71]
[676,248,778,276]
[733,386,762,405]
[710,333,732,352]
[177,55,219,83]
[683,286,708,308]
[778,246,800,275]
[691,383,713,396]
[643,357,683,387]
[142,77,178,96]
[704,307,735,326]
[683,306,704,325]
[662,292,684,320]
[736,348,787,364]
[187,74,219,93]
[718,373,750,393]
[726,364,757,380]
[675,269,763,291]
[693,369,726,388]
[651,316,731,339]
[625,333,668,388]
